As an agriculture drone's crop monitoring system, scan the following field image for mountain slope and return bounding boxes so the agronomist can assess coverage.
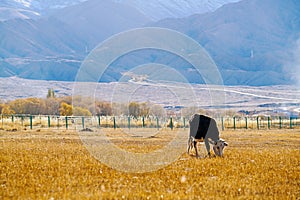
[148,0,300,85]
[0,0,151,81]
[52,0,151,48]
[0,0,299,85]
[0,17,86,58]
[0,61,16,77]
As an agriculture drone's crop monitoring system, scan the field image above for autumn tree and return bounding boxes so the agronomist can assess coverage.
[139,102,150,117]
[129,102,140,117]
[24,98,45,115]
[111,103,127,116]
[8,99,26,114]
[1,105,15,115]
[8,98,42,115]
[44,98,60,115]
[149,104,165,117]
[59,102,73,116]
[0,102,4,114]
[73,106,92,116]
[128,102,150,117]
[47,88,55,98]
[95,101,112,116]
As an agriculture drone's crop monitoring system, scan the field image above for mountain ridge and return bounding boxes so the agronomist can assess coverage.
[0,0,240,21]
[0,0,299,86]
[148,0,300,85]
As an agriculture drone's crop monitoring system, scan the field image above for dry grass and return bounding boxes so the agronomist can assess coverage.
[1,128,299,199]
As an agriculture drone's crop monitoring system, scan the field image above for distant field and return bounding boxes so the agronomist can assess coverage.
[1,129,299,199]
[1,77,300,114]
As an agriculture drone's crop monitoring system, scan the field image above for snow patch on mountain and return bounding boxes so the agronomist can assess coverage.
[4,0,87,10]
[0,7,39,21]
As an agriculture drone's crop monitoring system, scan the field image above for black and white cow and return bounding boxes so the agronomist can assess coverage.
[187,114,228,157]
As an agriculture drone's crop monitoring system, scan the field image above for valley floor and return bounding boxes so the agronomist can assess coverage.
[0,77,299,115]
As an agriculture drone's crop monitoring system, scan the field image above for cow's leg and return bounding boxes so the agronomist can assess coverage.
[194,140,199,157]
[187,137,192,154]
[204,138,211,157]
[187,143,190,154]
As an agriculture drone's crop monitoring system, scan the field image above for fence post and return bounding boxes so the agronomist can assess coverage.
[257,117,259,130]
[48,116,51,128]
[128,116,130,129]
[170,117,173,130]
[98,116,101,128]
[290,117,293,129]
[142,116,145,128]
[30,115,33,129]
[65,116,68,129]
[11,115,14,123]
[279,116,282,129]
[113,116,116,129]
[245,117,248,129]
[233,117,236,130]
[183,117,186,130]
[268,116,271,129]
[82,117,85,129]
[156,116,159,130]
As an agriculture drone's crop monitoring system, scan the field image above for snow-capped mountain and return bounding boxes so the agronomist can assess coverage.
[0,7,39,21]
[0,0,38,21]
[148,0,300,85]
[0,0,86,11]
[0,0,299,86]
[0,0,240,21]
[0,0,86,21]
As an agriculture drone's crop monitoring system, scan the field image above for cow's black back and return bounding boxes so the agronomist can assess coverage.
[189,114,219,141]
[196,115,211,139]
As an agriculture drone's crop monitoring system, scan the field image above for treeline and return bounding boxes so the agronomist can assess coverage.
[0,95,207,117]
[0,96,92,116]
[0,93,167,117]
[0,90,234,117]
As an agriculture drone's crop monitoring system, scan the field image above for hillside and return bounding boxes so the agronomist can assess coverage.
[52,0,151,48]
[0,0,150,81]
[0,0,299,85]
[148,0,300,85]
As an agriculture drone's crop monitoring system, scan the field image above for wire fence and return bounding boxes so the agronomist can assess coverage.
[1,114,299,131]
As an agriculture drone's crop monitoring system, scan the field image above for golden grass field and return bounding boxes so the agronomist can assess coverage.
[1,128,299,199]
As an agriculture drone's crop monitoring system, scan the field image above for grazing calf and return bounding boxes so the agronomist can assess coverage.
[187,114,227,157]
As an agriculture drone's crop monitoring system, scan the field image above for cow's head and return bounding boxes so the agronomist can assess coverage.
[209,138,228,157]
